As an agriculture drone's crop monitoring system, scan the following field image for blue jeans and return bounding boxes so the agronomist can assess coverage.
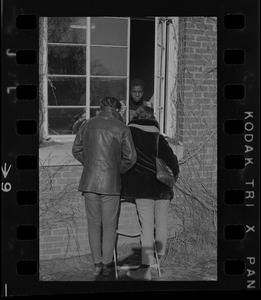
[135,199,170,265]
[84,193,120,265]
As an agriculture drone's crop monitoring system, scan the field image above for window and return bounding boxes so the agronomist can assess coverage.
[40,17,179,139]
[154,17,179,137]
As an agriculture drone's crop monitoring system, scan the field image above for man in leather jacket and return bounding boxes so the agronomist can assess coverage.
[72,97,137,277]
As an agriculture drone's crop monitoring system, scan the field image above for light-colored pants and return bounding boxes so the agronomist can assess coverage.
[84,193,120,265]
[135,198,170,265]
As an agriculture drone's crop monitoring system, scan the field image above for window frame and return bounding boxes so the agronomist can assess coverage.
[41,17,130,139]
[153,17,167,132]
[153,17,179,138]
[40,16,178,140]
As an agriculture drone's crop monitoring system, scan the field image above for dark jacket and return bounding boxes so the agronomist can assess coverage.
[121,119,179,200]
[72,107,137,195]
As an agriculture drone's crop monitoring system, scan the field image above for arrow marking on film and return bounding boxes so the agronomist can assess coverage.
[1,163,12,178]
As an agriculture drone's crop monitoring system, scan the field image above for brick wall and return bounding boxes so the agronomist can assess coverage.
[39,165,143,260]
[40,165,86,260]
[177,17,217,198]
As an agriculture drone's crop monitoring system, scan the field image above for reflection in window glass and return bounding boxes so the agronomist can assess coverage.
[90,78,127,105]
[45,17,129,136]
[50,28,86,44]
[48,108,86,135]
[48,17,86,43]
[48,77,86,106]
[91,47,127,76]
[91,17,127,45]
[70,17,87,26]
[48,46,86,75]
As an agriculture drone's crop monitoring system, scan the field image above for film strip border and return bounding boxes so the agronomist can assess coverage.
[1,4,260,296]
[219,12,259,290]
[2,12,40,296]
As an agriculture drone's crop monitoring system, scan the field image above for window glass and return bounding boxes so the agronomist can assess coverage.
[69,17,87,26]
[91,17,128,45]
[48,46,86,75]
[48,77,86,106]
[91,47,127,76]
[90,78,127,105]
[44,17,129,136]
[48,108,86,135]
[48,17,86,43]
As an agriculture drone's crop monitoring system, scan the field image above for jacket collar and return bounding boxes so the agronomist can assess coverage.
[129,118,160,128]
[128,119,160,133]
[98,106,123,121]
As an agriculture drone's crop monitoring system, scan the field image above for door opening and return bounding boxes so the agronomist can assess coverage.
[130,18,155,102]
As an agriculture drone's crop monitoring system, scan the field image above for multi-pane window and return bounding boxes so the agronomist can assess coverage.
[42,17,129,136]
[40,17,178,138]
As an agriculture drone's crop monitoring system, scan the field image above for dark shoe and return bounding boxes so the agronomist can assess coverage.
[93,262,103,276]
[102,262,115,276]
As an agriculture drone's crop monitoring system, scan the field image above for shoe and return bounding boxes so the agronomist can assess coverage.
[93,262,103,276]
[102,262,115,276]
[127,266,151,281]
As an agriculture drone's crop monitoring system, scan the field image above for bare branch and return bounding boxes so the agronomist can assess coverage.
[174,182,217,212]
[179,130,216,165]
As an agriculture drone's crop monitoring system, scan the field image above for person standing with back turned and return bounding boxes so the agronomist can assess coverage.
[72,97,137,277]
[121,105,179,280]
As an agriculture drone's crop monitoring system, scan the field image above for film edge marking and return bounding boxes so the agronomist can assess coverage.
[1,163,12,193]
[244,111,258,289]
[246,257,257,289]
[244,111,255,207]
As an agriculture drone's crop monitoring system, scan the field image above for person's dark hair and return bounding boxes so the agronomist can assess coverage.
[99,97,121,110]
[132,105,156,121]
[130,78,145,89]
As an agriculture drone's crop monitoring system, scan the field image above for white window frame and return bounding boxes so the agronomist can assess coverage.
[41,17,48,138]
[154,17,166,131]
[40,17,178,140]
[154,17,179,138]
[41,17,130,140]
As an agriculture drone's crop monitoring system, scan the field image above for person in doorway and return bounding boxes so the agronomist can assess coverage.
[120,78,153,121]
[72,97,137,277]
[121,105,179,280]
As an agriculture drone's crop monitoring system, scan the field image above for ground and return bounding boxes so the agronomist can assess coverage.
[39,242,217,282]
